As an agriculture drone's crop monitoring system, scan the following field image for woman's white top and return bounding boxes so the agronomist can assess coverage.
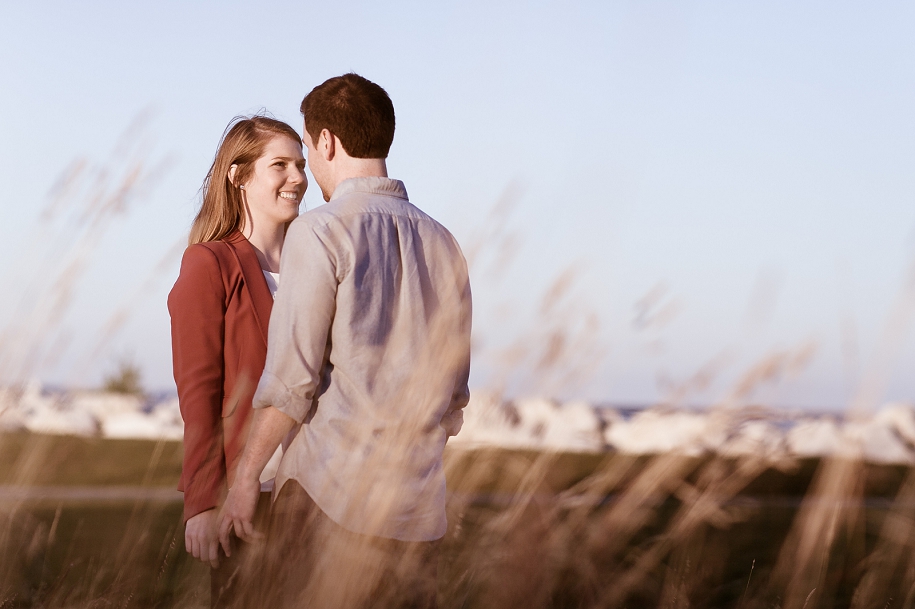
[259,269,282,491]
[263,270,280,299]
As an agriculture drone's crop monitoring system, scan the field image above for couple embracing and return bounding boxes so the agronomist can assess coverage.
[168,73,472,608]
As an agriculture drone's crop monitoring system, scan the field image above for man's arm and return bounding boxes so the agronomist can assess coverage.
[218,406,295,552]
[218,220,340,552]
[442,272,472,437]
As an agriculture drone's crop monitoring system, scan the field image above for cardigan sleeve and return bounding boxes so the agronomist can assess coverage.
[168,244,227,521]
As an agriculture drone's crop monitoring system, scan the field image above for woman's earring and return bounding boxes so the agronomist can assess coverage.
[239,185,245,190]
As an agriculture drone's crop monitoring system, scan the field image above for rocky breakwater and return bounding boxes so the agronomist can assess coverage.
[0,381,182,440]
[4,383,915,465]
[452,392,915,465]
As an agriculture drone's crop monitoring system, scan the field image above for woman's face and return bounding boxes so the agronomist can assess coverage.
[242,135,307,226]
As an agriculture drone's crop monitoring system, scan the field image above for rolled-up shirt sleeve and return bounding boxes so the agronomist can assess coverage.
[253,220,339,422]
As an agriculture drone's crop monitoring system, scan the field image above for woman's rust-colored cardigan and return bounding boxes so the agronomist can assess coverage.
[167,231,273,522]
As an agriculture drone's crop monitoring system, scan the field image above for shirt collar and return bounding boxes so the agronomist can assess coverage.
[330,177,408,202]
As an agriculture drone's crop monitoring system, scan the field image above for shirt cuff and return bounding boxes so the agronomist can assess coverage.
[252,370,310,423]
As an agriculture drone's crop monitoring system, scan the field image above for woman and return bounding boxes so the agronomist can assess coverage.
[167,115,306,606]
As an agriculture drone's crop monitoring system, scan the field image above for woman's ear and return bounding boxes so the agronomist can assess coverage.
[227,164,238,187]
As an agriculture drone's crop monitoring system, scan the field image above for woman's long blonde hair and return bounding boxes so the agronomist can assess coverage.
[189,115,302,245]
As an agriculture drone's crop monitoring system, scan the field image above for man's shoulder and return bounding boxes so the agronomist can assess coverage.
[285,200,348,238]
[291,189,463,254]
[291,191,419,228]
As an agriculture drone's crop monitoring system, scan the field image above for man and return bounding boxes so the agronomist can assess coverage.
[218,73,471,608]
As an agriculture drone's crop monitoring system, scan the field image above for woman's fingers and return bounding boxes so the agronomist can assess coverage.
[185,529,194,557]
[206,538,220,569]
[186,508,219,564]
[187,530,215,565]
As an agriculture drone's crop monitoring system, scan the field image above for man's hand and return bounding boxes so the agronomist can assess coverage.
[217,405,296,556]
[185,508,220,569]
[218,475,263,556]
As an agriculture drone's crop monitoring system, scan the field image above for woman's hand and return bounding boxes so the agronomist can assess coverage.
[185,508,220,568]
[219,474,264,556]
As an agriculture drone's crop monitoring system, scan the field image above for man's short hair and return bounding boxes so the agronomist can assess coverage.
[300,73,396,159]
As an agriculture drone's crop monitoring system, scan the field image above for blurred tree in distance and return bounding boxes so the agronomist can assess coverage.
[102,358,144,397]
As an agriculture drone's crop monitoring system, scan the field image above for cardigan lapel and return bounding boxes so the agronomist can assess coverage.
[225,231,272,347]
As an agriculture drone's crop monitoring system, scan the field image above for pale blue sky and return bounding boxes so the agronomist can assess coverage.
[2,1,915,410]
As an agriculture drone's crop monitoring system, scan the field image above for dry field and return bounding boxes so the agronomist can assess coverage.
[1,433,915,608]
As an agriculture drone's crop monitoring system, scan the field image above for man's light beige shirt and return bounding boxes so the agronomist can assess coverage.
[253,177,471,541]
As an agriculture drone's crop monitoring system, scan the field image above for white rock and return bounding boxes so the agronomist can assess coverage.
[17,380,58,417]
[70,390,144,421]
[8,382,97,436]
[452,393,604,452]
[787,418,844,458]
[874,403,915,449]
[605,410,713,456]
[102,412,163,440]
[449,391,524,448]
[24,402,97,436]
[101,398,183,441]
[719,419,786,459]
[0,388,26,431]
[547,400,605,452]
[517,398,603,452]
[149,398,184,440]
[844,417,915,465]
[5,382,915,467]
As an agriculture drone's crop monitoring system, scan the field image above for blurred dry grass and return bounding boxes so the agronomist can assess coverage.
[3,435,915,607]
[0,111,180,389]
[3,127,915,608]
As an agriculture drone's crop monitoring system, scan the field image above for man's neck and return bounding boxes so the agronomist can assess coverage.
[328,158,388,198]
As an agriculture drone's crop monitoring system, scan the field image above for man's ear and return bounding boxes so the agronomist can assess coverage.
[320,129,336,162]
[227,164,238,186]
